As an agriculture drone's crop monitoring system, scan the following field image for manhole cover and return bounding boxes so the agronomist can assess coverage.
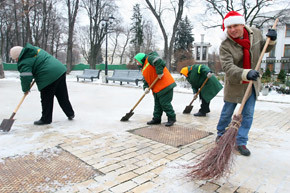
[129,124,212,147]
[0,147,100,193]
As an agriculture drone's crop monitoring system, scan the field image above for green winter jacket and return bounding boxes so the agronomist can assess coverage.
[17,43,67,92]
[186,64,223,103]
[142,51,176,96]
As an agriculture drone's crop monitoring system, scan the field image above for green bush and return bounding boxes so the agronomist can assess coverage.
[277,69,286,83]
[286,80,290,87]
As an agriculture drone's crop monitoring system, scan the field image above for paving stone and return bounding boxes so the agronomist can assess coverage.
[179,152,198,161]
[115,172,138,183]
[114,164,139,174]
[133,164,157,175]
[165,152,183,160]
[149,152,168,161]
[235,186,255,193]
[200,182,220,192]
[132,172,157,184]
[129,181,155,193]
[216,183,238,193]
[99,163,123,173]
[109,180,138,193]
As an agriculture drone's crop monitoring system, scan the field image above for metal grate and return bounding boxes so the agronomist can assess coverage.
[129,124,212,148]
[0,147,100,193]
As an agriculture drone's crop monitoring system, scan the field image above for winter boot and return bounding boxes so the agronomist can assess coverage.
[194,111,206,117]
[237,145,251,156]
[147,118,161,125]
[68,114,75,120]
[34,119,51,125]
[165,117,176,127]
[215,135,222,143]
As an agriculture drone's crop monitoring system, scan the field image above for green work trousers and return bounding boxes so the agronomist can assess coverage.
[153,88,176,121]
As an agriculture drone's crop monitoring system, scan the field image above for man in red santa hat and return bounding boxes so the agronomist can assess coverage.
[216,11,277,156]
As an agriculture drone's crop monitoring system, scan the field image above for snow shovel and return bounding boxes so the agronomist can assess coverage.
[183,77,209,114]
[0,80,35,132]
[121,77,159,121]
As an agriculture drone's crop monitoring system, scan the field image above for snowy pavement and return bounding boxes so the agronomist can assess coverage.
[0,71,290,193]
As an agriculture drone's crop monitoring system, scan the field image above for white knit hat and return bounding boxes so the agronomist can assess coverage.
[220,11,245,40]
[10,46,23,60]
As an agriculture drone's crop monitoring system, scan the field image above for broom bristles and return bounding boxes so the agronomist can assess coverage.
[187,114,242,180]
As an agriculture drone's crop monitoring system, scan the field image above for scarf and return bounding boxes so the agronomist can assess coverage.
[233,27,251,84]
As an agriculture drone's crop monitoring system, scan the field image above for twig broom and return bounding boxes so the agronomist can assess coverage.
[187,18,279,180]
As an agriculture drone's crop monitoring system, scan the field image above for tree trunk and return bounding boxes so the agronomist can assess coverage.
[66,0,79,73]
[23,0,33,43]
[0,58,4,79]
[145,0,184,71]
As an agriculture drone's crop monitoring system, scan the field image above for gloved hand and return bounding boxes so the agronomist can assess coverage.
[246,70,260,81]
[144,88,150,94]
[157,73,164,79]
[266,29,277,41]
[207,72,212,78]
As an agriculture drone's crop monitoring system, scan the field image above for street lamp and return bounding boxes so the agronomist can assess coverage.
[101,15,115,83]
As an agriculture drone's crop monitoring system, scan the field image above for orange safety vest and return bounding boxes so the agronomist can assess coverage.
[142,57,175,93]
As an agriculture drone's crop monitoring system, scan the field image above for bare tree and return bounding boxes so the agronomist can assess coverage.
[22,0,36,44]
[0,0,67,63]
[143,20,156,53]
[77,26,90,63]
[49,8,63,55]
[66,0,79,72]
[81,0,118,69]
[145,0,184,71]
[119,27,131,64]
[201,0,289,28]
[109,26,123,64]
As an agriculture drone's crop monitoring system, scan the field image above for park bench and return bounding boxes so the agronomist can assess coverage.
[76,69,101,82]
[107,70,143,86]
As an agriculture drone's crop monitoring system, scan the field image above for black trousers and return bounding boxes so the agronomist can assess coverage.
[40,73,74,123]
[199,94,210,114]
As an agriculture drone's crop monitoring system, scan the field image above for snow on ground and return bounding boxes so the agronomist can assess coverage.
[0,70,289,160]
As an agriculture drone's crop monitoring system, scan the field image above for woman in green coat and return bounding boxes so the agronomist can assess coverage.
[10,43,75,125]
[180,64,223,116]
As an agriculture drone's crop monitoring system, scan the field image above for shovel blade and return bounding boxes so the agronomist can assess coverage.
[120,111,134,122]
[183,105,193,114]
[0,119,15,132]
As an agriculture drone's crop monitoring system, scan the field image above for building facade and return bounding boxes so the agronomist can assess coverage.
[261,12,290,74]
[193,34,211,65]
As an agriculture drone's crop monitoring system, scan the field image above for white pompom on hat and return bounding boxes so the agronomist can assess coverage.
[220,11,245,40]
[10,46,23,60]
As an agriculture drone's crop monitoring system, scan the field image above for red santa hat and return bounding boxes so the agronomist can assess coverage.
[220,11,245,40]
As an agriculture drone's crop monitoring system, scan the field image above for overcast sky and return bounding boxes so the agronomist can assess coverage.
[114,0,222,52]
[78,0,290,54]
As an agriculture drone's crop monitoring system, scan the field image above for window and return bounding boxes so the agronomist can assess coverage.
[202,47,207,61]
[286,24,290,37]
[282,45,290,73]
[196,46,201,60]
[266,63,274,72]
[281,63,290,73]
[284,44,290,57]
[269,46,275,57]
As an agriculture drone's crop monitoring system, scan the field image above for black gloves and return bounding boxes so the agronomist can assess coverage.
[266,29,277,41]
[247,70,260,81]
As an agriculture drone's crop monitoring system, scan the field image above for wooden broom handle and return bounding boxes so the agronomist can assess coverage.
[189,77,209,106]
[12,80,35,114]
[237,18,279,115]
[131,76,159,111]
